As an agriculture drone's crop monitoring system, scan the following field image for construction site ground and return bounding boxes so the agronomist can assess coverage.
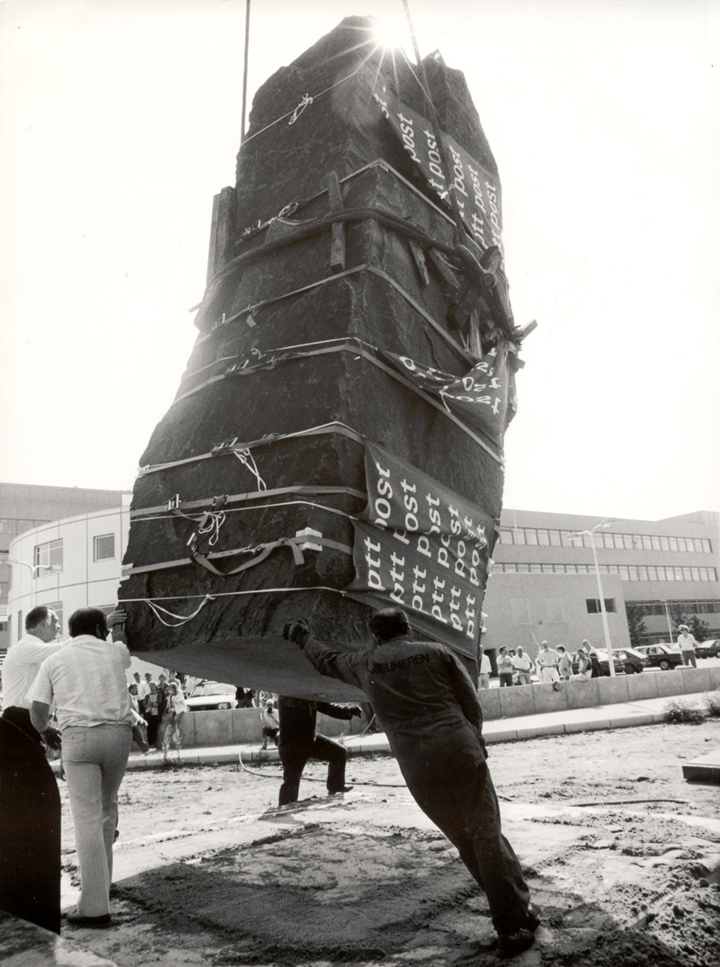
[24,713,716,967]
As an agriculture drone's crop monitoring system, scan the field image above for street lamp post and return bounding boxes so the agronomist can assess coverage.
[660,600,674,643]
[8,557,59,606]
[569,519,618,676]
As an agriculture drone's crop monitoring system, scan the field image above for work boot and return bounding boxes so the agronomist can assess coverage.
[496,928,536,958]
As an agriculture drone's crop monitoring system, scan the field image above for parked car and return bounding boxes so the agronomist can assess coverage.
[185,681,238,711]
[634,643,684,671]
[696,639,720,659]
[573,648,647,676]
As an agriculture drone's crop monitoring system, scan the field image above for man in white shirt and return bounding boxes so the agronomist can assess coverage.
[132,670,149,701]
[512,646,533,685]
[676,625,698,668]
[0,605,65,934]
[535,641,560,683]
[2,605,65,748]
[29,607,134,928]
[478,645,491,689]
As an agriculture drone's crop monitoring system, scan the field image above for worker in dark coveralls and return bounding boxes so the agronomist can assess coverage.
[283,607,540,958]
[277,696,361,805]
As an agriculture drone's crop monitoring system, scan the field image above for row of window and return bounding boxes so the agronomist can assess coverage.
[628,599,720,616]
[498,527,712,554]
[28,535,116,574]
[508,596,617,625]
[493,562,718,582]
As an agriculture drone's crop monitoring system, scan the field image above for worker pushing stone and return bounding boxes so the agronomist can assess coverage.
[283,607,540,959]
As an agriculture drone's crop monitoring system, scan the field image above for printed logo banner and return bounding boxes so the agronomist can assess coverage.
[348,442,496,654]
[374,91,503,255]
[380,347,517,447]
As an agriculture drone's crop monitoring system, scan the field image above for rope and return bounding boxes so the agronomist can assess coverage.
[130,485,366,521]
[138,420,364,478]
[232,448,267,491]
[241,68,361,145]
[144,594,216,628]
[127,499,356,528]
[119,585,352,605]
[196,511,226,546]
[288,93,313,124]
[237,750,406,787]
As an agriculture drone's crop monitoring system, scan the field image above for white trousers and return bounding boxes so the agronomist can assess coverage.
[63,725,132,916]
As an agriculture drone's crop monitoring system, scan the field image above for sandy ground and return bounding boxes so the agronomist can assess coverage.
[57,719,720,967]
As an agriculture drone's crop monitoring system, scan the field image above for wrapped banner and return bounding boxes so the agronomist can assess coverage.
[350,443,495,654]
[379,346,517,447]
[374,91,503,255]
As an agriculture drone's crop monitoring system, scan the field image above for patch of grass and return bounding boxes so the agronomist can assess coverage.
[664,699,707,724]
[704,690,720,718]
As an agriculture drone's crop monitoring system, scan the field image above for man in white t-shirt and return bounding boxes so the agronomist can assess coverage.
[535,641,560,683]
[512,646,533,685]
[676,625,698,668]
[29,607,133,929]
[2,605,65,748]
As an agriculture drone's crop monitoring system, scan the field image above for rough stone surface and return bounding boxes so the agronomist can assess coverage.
[119,17,517,697]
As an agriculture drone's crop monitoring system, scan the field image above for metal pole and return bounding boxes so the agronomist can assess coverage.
[662,600,674,643]
[8,558,36,608]
[589,529,615,676]
[240,0,251,143]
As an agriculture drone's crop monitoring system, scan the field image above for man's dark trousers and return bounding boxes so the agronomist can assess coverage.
[278,733,348,805]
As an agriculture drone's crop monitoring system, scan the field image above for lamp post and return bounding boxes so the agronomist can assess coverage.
[8,557,59,606]
[569,518,618,676]
[660,600,674,644]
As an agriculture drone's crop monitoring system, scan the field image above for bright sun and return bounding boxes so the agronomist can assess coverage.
[371,14,408,51]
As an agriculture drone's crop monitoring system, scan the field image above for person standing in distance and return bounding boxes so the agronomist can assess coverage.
[283,607,540,958]
[512,646,533,686]
[28,607,134,928]
[676,625,698,668]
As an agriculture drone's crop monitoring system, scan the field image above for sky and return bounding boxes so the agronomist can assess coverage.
[1,0,719,523]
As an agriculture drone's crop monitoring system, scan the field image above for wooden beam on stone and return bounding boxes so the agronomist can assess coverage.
[326,171,346,274]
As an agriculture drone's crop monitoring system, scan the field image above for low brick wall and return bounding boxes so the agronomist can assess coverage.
[166,708,368,751]
[479,664,720,721]
[147,666,720,750]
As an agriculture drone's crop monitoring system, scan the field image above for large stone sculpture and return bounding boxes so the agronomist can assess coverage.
[118,16,526,700]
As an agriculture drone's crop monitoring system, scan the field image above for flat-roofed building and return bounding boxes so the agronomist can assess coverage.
[484,509,719,659]
[0,482,129,654]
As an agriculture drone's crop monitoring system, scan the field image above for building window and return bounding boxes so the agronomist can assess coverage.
[525,530,538,545]
[642,535,652,550]
[586,598,616,614]
[33,539,63,572]
[510,599,530,625]
[537,529,550,546]
[549,530,562,546]
[94,534,116,561]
